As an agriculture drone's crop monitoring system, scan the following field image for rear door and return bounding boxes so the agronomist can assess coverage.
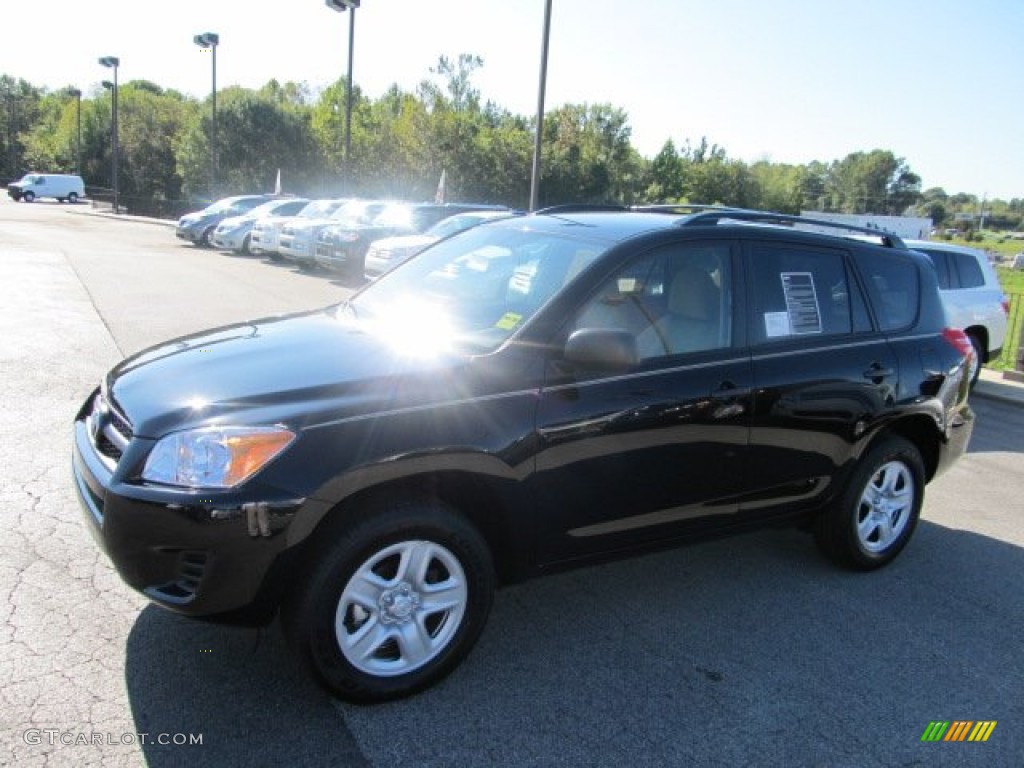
[742,238,898,519]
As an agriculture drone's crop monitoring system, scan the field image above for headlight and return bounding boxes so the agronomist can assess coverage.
[142,426,295,488]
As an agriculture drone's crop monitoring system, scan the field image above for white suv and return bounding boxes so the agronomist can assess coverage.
[905,239,1009,387]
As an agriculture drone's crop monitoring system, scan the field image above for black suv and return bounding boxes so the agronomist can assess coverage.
[73,208,974,703]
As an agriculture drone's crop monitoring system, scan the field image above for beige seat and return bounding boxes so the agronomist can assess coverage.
[639,268,721,357]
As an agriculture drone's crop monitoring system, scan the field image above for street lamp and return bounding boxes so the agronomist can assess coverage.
[193,32,219,193]
[98,56,120,213]
[529,0,553,212]
[325,0,360,190]
[3,82,16,182]
[66,87,82,177]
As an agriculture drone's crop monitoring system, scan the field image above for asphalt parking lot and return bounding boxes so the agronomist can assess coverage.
[1,198,1022,767]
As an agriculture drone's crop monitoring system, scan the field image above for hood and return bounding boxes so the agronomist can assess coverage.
[106,307,467,438]
[220,213,254,227]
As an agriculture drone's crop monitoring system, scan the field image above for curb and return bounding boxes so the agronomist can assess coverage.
[973,371,1024,407]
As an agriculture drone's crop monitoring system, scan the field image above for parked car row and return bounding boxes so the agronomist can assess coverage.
[179,194,519,281]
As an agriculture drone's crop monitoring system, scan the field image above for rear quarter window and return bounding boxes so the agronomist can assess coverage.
[952,252,985,288]
[854,249,921,331]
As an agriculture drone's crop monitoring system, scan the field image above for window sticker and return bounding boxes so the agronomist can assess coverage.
[495,312,523,330]
[780,272,823,335]
[764,311,791,338]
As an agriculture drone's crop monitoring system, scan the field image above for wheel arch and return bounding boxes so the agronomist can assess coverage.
[876,415,942,482]
[964,324,989,363]
[292,471,530,589]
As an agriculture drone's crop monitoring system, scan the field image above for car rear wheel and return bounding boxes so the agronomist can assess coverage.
[68,192,79,204]
[282,500,495,703]
[815,435,924,570]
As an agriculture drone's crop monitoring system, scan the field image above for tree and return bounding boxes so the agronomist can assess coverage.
[825,150,921,214]
[177,87,321,199]
[646,140,686,202]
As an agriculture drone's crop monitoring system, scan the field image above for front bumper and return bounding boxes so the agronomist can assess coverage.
[175,226,204,243]
[72,396,309,620]
[212,231,245,250]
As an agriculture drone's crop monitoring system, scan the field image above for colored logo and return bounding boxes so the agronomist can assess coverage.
[921,721,997,742]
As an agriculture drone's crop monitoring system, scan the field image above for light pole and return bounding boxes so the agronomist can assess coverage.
[530,0,553,212]
[67,87,82,177]
[4,81,18,181]
[325,0,360,190]
[98,56,119,213]
[193,32,219,193]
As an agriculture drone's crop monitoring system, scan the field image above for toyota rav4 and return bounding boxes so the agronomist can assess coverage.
[73,207,974,703]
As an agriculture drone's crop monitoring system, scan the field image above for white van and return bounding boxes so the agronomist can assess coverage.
[7,173,86,203]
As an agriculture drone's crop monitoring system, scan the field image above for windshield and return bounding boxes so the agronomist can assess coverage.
[345,223,606,355]
[329,199,386,226]
[299,199,344,218]
[204,198,242,214]
[248,199,291,217]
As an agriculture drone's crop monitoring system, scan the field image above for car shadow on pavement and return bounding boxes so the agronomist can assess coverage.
[125,523,1023,767]
[124,610,368,767]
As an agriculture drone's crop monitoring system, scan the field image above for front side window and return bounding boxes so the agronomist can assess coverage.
[570,242,733,360]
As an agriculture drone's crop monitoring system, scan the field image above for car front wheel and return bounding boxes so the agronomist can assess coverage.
[283,501,495,703]
[23,191,35,202]
[815,436,924,570]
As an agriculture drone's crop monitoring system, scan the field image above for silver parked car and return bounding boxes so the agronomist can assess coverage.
[250,199,345,260]
[905,239,1009,387]
[364,209,520,280]
[212,198,309,254]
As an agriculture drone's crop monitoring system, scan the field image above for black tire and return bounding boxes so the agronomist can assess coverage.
[966,332,984,389]
[815,436,925,571]
[23,191,35,203]
[67,192,79,204]
[240,234,252,255]
[282,500,495,704]
[198,226,214,247]
[57,197,66,203]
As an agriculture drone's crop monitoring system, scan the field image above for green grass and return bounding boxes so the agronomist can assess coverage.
[990,267,1023,371]
[997,266,1024,295]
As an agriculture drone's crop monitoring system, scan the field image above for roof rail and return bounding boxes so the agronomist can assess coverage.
[631,203,749,215]
[533,204,628,215]
[678,210,908,249]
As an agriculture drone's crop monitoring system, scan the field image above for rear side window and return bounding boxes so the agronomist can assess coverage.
[747,243,864,343]
[952,252,985,288]
[855,250,920,331]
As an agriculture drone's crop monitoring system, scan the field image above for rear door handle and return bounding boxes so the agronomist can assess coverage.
[863,364,895,381]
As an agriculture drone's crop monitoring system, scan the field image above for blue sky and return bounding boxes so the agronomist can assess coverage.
[3,0,1021,200]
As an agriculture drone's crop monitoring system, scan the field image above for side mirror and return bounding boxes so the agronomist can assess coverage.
[564,328,638,370]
